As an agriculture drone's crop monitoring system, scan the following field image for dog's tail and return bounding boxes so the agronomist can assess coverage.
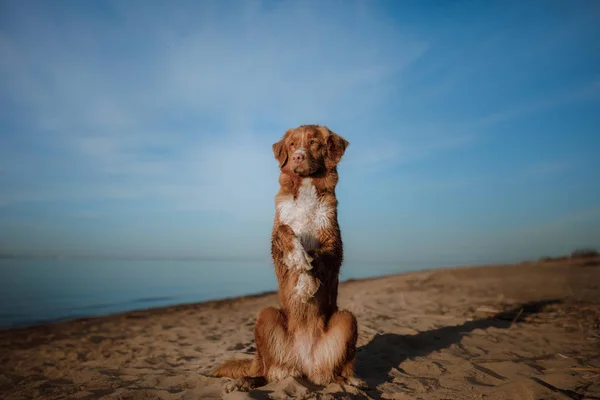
[212,358,260,379]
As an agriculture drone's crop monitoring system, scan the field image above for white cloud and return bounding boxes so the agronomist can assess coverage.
[347,127,477,175]
[0,185,140,207]
[469,81,600,128]
[0,0,429,213]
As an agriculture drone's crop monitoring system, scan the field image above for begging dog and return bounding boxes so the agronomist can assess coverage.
[214,125,364,392]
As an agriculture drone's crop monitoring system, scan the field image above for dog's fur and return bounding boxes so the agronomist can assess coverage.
[213,125,363,392]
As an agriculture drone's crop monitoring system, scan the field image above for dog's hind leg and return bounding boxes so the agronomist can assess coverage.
[226,307,299,393]
[255,307,288,368]
[309,310,365,387]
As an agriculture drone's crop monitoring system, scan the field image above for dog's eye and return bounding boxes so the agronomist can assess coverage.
[310,140,316,145]
[290,142,294,147]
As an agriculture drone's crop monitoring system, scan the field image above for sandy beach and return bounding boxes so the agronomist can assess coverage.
[1,258,599,400]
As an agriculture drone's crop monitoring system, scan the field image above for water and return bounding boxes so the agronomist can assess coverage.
[0,258,434,329]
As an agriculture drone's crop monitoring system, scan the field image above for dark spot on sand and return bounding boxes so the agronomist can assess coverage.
[227,343,245,351]
[466,376,496,387]
[98,369,121,378]
[81,388,116,400]
[89,335,106,344]
[178,355,198,361]
[38,378,73,392]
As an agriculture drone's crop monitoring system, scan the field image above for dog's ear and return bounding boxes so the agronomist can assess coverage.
[272,139,288,169]
[323,127,349,169]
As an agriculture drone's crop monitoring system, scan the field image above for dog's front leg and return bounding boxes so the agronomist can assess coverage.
[272,224,321,302]
[273,224,313,272]
[294,271,320,303]
[307,224,344,276]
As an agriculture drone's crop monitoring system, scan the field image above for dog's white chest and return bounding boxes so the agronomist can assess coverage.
[277,179,332,251]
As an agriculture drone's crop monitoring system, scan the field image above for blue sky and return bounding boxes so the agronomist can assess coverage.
[1,0,599,265]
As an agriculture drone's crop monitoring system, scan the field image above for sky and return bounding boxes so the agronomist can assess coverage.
[0,0,599,266]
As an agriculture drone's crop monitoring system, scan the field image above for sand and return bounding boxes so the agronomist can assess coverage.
[1,258,599,400]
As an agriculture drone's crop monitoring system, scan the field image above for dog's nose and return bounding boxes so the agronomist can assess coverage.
[292,153,305,163]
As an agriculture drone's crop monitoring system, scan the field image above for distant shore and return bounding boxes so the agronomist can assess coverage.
[1,257,599,400]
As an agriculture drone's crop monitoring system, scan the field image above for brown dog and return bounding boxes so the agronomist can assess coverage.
[213,125,364,392]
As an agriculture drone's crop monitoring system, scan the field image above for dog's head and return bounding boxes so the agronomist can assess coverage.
[272,125,349,176]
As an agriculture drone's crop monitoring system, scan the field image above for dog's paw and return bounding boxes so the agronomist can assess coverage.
[294,272,320,302]
[223,377,267,394]
[223,379,242,393]
[344,376,368,389]
[284,238,313,271]
[331,375,368,390]
[223,377,252,393]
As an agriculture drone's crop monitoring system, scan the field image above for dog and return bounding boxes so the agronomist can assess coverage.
[213,125,364,392]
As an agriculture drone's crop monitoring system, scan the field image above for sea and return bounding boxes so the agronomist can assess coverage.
[0,258,438,329]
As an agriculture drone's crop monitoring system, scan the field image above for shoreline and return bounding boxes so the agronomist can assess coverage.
[0,260,507,333]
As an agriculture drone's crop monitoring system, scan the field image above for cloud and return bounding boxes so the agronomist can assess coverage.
[346,117,479,175]
[470,81,600,128]
[0,0,429,213]
[9,0,593,213]
[156,1,428,122]
[0,1,428,130]
[345,79,599,176]
[0,185,140,207]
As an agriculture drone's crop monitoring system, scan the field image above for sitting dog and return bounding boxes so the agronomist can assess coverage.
[214,125,363,391]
